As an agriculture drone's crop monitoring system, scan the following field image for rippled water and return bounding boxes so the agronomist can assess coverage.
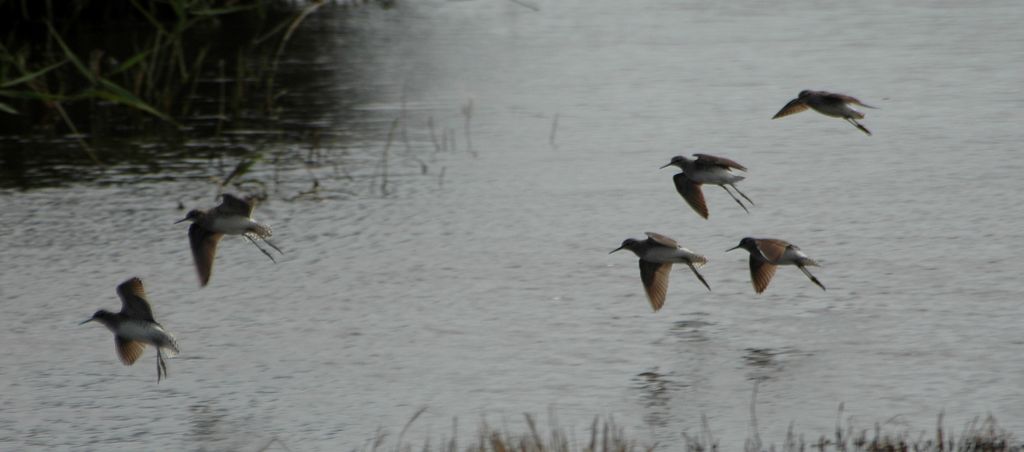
[3,0,1024,449]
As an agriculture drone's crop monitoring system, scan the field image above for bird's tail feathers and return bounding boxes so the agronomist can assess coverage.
[685,253,708,268]
[160,334,180,357]
[249,223,273,238]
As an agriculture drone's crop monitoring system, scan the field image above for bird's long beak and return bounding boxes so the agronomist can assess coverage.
[174,217,188,224]
[609,246,625,254]
[79,318,94,325]
[659,162,673,169]
[725,245,741,252]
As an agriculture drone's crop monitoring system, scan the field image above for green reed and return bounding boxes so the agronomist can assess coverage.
[0,0,337,160]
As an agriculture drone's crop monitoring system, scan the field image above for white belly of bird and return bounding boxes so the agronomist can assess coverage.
[115,321,180,356]
[776,247,813,266]
[689,168,744,185]
[210,216,258,235]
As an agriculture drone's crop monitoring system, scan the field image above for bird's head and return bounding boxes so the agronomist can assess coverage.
[80,310,116,327]
[660,155,690,170]
[610,238,642,255]
[726,237,758,253]
[175,209,203,224]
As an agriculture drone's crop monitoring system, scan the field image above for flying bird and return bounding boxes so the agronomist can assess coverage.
[661,154,753,219]
[176,193,282,287]
[773,90,876,135]
[611,232,711,311]
[727,237,826,294]
[80,277,180,383]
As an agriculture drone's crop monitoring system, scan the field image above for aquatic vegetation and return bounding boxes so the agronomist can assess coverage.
[0,0,455,192]
[346,411,1020,452]
[747,412,1017,452]
[353,414,653,452]
[0,0,371,141]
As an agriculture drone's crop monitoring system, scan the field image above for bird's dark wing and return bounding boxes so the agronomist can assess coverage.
[814,92,852,108]
[772,98,808,119]
[189,224,223,287]
[749,255,778,294]
[673,173,709,219]
[639,260,673,312]
[116,277,155,322]
[115,336,146,366]
[754,239,790,264]
[644,231,679,248]
[216,193,254,217]
[824,92,876,108]
[693,153,747,171]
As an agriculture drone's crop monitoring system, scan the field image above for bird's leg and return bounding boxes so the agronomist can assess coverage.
[686,262,712,291]
[720,185,750,213]
[729,184,754,205]
[798,265,827,291]
[845,117,871,136]
[262,237,284,255]
[160,351,169,380]
[156,350,164,383]
[244,234,277,263]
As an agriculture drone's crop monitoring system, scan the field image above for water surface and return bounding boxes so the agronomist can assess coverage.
[2,0,1023,449]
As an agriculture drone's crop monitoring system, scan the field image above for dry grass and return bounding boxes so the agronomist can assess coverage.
[330,410,1021,452]
[351,414,654,452]
[766,413,1019,452]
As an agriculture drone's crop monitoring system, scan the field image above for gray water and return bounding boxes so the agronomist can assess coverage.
[2,0,1024,449]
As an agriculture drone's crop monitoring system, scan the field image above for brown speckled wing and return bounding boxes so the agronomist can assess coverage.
[115,336,146,366]
[772,98,809,119]
[644,232,678,248]
[216,193,254,217]
[693,154,747,171]
[639,260,672,312]
[116,277,155,322]
[673,173,709,219]
[749,256,778,294]
[754,239,790,263]
[189,224,223,287]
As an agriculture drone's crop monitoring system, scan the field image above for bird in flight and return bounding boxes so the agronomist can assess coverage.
[661,153,753,219]
[80,277,180,383]
[727,237,826,294]
[611,232,711,311]
[176,194,282,287]
[773,90,877,135]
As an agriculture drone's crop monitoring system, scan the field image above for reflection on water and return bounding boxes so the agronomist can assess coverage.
[633,368,686,429]
[742,347,813,383]
[188,403,228,445]
[670,318,713,343]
